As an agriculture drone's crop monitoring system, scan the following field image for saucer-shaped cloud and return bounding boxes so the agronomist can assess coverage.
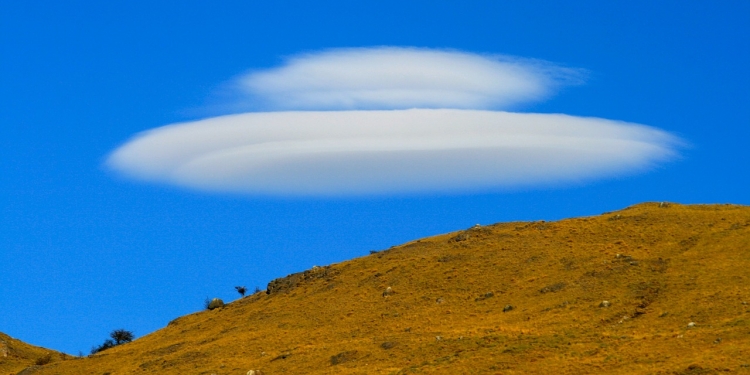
[236,47,584,110]
[106,109,680,196]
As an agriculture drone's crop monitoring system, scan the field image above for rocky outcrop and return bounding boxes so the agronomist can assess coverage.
[0,339,8,358]
[207,298,224,310]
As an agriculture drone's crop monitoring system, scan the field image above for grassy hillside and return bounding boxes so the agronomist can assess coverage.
[0,332,67,374]
[13,202,750,374]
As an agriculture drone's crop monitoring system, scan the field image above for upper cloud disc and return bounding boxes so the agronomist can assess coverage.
[106,109,680,196]
[235,47,584,111]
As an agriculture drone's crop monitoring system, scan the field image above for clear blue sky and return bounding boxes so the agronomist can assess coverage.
[1,1,748,355]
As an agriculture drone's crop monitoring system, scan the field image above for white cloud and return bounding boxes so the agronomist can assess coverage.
[234,47,584,110]
[106,109,680,196]
[107,48,681,195]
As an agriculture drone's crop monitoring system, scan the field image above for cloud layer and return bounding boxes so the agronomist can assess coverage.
[107,48,681,195]
[236,47,584,110]
[106,109,679,196]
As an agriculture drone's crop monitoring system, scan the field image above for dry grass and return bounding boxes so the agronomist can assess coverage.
[0,332,65,374]
[12,202,750,374]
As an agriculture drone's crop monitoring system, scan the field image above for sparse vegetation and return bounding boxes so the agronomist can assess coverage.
[91,329,134,355]
[35,353,53,365]
[90,339,115,354]
[8,203,750,374]
[110,329,134,345]
[235,286,247,296]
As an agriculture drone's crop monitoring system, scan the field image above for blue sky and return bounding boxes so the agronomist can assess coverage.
[1,1,748,354]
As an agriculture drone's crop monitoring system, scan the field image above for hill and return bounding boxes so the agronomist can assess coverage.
[12,202,750,374]
[0,332,67,374]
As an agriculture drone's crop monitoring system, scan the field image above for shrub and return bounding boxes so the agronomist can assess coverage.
[91,339,115,354]
[235,286,247,296]
[35,353,52,365]
[90,329,135,355]
[110,329,134,345]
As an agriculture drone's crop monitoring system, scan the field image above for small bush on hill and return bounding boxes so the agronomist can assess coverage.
[111,329,134,345]
[90,329,135,355]
[35,353,53,365]
[91,339,115,354]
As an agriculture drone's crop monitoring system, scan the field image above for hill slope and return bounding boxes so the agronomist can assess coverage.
[17,202,750,374]
[0,332,66,374]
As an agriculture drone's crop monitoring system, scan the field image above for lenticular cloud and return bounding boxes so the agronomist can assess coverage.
[106,47,681,196]
[237,47,584,110]
[107,109,679,196]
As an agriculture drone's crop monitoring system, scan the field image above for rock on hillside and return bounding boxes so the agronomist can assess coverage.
[18,203,750,374]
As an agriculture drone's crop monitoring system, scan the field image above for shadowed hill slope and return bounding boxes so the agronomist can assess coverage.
[0,332,66,374]
[18,202,750,374]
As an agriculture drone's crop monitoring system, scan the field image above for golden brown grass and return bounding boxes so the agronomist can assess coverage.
[11,202,750,374]
[0,332,65,374]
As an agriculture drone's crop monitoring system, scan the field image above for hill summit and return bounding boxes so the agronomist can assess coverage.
[10,202,750,374]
